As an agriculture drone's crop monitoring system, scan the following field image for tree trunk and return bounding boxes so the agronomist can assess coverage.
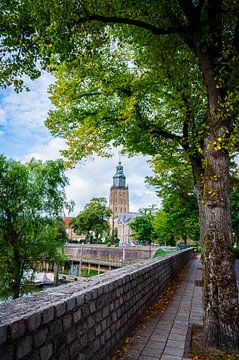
[53,262,59,286]
[12,261,22,299]
[193,41,239,350]
[202,143,239,350]
[191,156,205,247]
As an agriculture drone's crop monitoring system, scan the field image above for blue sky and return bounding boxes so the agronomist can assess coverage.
[0,72,159,215]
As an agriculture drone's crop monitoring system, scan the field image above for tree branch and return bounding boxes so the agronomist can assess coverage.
[75,14,188,35]
[178,0,195,22]
[233,14,239,51]
[182,95,190,151]
[149,127,182,142]
[196,0,206,15]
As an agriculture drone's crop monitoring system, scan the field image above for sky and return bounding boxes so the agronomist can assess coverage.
[0,72,159,215]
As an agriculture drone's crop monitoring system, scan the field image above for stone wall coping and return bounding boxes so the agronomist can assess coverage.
[0,249,191,326]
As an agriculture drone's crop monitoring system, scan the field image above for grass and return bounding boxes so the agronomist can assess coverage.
[80,269,101,277]
[153,249,171,257]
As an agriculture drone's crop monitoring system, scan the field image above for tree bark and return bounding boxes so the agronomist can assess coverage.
[197,50,239,349]
[53,262,59,286]
[202,140,239,350]
[190,35,239,349]
[190,155,205,247]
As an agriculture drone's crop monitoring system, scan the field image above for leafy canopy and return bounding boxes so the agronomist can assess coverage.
[129,207,157,244]
[0,155,71,299]
[70,197,112,243]
[147,154,199,242]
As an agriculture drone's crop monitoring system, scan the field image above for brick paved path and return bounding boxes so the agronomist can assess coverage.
[115,257,203,360]
[116,258,239,360]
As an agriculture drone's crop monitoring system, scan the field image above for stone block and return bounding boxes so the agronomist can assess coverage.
[40,344,53,360]
[73,309,81,323]
[93,337,100,352]
[34,328,47,348]
[89,302,96,314]
[79,333,87,348]
[95,324,101,337]
[76,294,85,307]
[101,319,107,332]
[58,348,69,360]
[10,319,26,339]
[66,297,76,312]
[103,285,109,295]
[66,328,76,344]
[17,335,32,359]
[54,302,66,318]
[91,289,98,300]
[87,315,95,328]
[0,325,7,345]
[102,306,109,319]
[69,339,81,358]
[87,329,95,343]
[77,353,86,360]
[84,292,92,302]
[0,344,14,360]
[49,319,62,336]
[42,307,54,324]
[62,314,72,330]
[81,304,90,318]
[100,333,106,346]
[28,312,41,331]
[30,351,40,360]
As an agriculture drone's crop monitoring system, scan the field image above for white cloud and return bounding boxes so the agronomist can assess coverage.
[22,138,66,162]
[0,71,159,215]
[0,109,7,124]
[23,138,159,216]
[2,72,54,131]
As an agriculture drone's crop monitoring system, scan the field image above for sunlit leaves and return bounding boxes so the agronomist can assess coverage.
[0,155,71,298]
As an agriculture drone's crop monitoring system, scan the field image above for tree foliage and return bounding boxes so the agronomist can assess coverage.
[148,154,199,242]
[129,207,157,245]
[71,197,112,243]
[0,155,71,299]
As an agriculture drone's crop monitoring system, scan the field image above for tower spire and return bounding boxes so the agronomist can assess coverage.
[118,150,121,164]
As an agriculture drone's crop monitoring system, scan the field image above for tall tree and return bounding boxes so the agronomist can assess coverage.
[71,197,112,243]
[0,156,71,299]
[0,0,239,349]
[148,155,200,243]
[129,208,157,245]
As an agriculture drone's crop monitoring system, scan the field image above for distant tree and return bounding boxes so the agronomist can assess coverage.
[129,207,157,245]
[0,156,71,299]
[148,154,199,243]
[151,210,171,246]
[71,197,112,243]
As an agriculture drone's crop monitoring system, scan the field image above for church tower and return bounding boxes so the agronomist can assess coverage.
[109,162,129,227]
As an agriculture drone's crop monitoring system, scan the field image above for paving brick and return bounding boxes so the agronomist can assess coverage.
[146,340,165,349]
[164,345,184,357]
[141,346,163,357]
[161,355,182,360]
[166,339,185,349]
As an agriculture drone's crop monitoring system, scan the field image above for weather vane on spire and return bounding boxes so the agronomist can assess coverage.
[118,150,121,164]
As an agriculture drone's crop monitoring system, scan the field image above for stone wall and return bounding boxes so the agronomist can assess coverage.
[0,249,193,360]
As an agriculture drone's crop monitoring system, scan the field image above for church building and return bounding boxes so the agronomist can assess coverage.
[109,162,139,245]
